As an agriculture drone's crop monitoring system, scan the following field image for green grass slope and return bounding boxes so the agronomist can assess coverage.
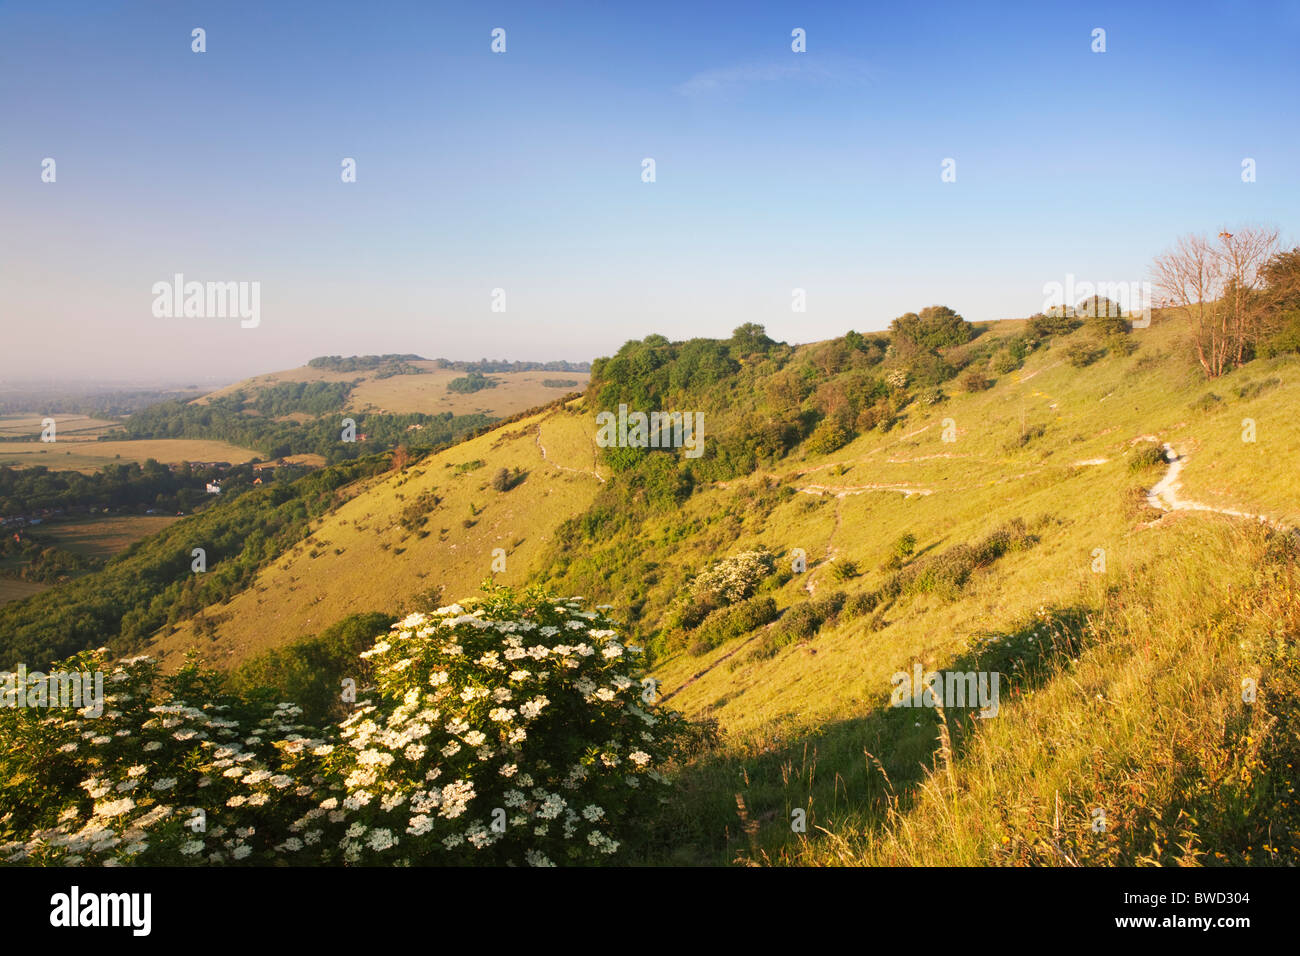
[145,309,1299,865]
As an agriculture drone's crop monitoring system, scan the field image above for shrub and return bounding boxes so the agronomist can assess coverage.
[1087,315,1130,337]
[892,533,917,560]
[1109,336,1139,357]
[0,589,686,867]
[805,419,853,456]
[229,612,394,725]
[829,559,859,582]
[1027,314,1080,338]
[399,490,441,532]
[1064,340,1105,368]
[447,372,499,393]
[961,368,992,392]
[770,591,846,646]
[882,519,1035,603]
[843,590,880,619]
[688,596,779,655]
[1258,310,1300,358]
[1128,444,1168,473]
[691,550,775,605]
[492,467,525,492]
[1190,392,1223,412]
[989,335,1033,374]
[1234,377,1282,401]
[1005,423,1047,452]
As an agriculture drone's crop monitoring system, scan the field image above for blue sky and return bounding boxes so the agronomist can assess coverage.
[2,0,1297,383]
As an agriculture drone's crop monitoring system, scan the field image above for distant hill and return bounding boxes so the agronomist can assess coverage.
[195,356,590,418]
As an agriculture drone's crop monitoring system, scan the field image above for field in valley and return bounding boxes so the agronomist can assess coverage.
[36,514,182,557]
[0,578,49,606]
[0,413,122,441]
[0,437,274,472]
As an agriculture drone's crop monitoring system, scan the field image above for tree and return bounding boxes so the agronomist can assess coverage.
[889,306,972,351]
[1075,295,1122,319]
[729,323,775,356]
[1151,227,1279,378]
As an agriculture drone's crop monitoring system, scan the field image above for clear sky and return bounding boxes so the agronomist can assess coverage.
[2,0,1297,383]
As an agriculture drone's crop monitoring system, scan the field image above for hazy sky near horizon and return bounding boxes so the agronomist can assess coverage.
[2,0,1298,384]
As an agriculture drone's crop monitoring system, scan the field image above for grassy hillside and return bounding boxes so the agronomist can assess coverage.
[35,304,1299,867]
[143,402,605,670]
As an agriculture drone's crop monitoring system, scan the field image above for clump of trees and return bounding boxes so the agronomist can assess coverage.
[447,372,500,393]
[1150,227,1289,378]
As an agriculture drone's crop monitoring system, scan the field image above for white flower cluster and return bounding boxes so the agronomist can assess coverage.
[299,593,675,865]
[691,549,775,605]
[0,654,330,867]
[0,593,680,868]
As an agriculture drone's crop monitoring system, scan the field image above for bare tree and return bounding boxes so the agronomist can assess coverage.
[1217,227,1280,364]
[1151,227,1278,377]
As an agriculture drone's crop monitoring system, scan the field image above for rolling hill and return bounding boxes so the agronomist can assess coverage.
[25,306,1300,866]
[194,357,591,419]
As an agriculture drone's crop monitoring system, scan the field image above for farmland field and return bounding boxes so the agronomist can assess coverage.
[36,515,182,557]
[0,438,268,472]
[349,368,588,416]
[0,413,122,441]
[0,578,49,607]
[196,362,588,418]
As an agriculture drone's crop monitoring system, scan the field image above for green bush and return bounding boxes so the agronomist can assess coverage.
[1064,340,1105,368]
[1109,336,1139,357]
[228,611,394,725]
[892,533,917,560]
[1026,314,1081,338]
[829,559,859,582]
[843,590,880,619]
[1234,377,1282,401]
[882,519,1035,603]
[492,467,526,492]
[1087,315,1130,337]
[770,591,846,647]
[1128,444,1168,473]
[805,419,853,456]
[688,596,779,655]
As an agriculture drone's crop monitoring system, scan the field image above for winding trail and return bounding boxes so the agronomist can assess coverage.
[1145,443,1278,528]
[535,422,605,483]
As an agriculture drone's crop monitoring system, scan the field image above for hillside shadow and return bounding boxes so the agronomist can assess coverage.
[643,603,1096,865]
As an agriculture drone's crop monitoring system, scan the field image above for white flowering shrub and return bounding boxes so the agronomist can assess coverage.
[0,652,331,866]
[295,588,683,865]
[691,549,775,605]
[0,588,685,867]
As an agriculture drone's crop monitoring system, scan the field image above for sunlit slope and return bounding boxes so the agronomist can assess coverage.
[145,404,603,669]
[647,313,1300,738]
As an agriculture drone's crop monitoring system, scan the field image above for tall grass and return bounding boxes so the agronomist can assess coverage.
[645,522,1300,866]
